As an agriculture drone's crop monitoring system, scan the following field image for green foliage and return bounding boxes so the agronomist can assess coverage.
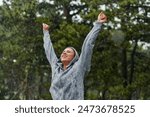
[0,0,149,100]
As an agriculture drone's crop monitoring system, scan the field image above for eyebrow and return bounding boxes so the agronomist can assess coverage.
[64,49,73,52]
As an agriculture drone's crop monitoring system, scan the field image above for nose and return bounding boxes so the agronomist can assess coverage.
[62,51,67,54]
[61,51,67,57]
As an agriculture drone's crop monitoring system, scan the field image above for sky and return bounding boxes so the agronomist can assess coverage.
[0,0,2,5]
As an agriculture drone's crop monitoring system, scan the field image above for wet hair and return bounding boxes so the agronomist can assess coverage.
[68,47,76,57]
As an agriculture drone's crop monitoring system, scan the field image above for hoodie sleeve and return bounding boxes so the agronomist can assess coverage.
[43,30,58,72]
[77,21,102,72]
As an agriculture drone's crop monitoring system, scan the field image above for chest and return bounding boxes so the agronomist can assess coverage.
[52,65,77,87]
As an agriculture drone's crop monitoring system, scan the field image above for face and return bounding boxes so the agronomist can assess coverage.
[60,48,75,64]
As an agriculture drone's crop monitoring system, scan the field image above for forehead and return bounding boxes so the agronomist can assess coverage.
[64,48,74,52]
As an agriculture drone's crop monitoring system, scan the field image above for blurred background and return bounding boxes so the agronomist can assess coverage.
[0,0,149,100]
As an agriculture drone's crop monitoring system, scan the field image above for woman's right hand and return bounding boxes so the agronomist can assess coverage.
[43,23,49,30]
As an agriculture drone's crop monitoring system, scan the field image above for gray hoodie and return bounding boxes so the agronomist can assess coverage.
[43,21,102,100]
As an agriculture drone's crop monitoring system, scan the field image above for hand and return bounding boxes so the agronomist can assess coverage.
[43,23,49,30]
[97,12,107,23]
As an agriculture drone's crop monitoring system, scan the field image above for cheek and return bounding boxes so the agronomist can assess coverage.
[60,54,64,60]
[60,55,62,59]
[69,54,75,59]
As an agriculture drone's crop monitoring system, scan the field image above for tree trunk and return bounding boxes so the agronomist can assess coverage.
[121,48,128,88]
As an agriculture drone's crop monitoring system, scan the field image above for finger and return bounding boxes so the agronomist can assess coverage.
[43,24,46,28]
[102,14,107,19]
[100,11,105,15]
[101,13,105,16]
[99,12,103,17]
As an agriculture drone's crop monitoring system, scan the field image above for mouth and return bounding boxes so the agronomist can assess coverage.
[61,55,68,59]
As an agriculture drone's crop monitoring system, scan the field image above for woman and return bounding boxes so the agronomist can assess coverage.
[43,12,107,100]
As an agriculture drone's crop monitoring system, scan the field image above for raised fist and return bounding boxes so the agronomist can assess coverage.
[98,12,107,23]
[43,23,49,30]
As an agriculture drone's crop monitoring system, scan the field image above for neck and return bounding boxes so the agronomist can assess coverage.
[63,65,67,70]
[62,62,69,70]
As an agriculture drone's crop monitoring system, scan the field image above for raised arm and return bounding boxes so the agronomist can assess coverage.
[43,23,58,72]
[77,12,107,72]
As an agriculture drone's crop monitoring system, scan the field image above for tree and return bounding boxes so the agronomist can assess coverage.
[0,0,149,100]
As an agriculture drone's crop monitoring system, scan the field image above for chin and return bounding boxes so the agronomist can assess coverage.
[61,59,67,62]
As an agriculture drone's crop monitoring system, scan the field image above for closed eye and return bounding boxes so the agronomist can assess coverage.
[66,50,71,53]
[63,50,71,53]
